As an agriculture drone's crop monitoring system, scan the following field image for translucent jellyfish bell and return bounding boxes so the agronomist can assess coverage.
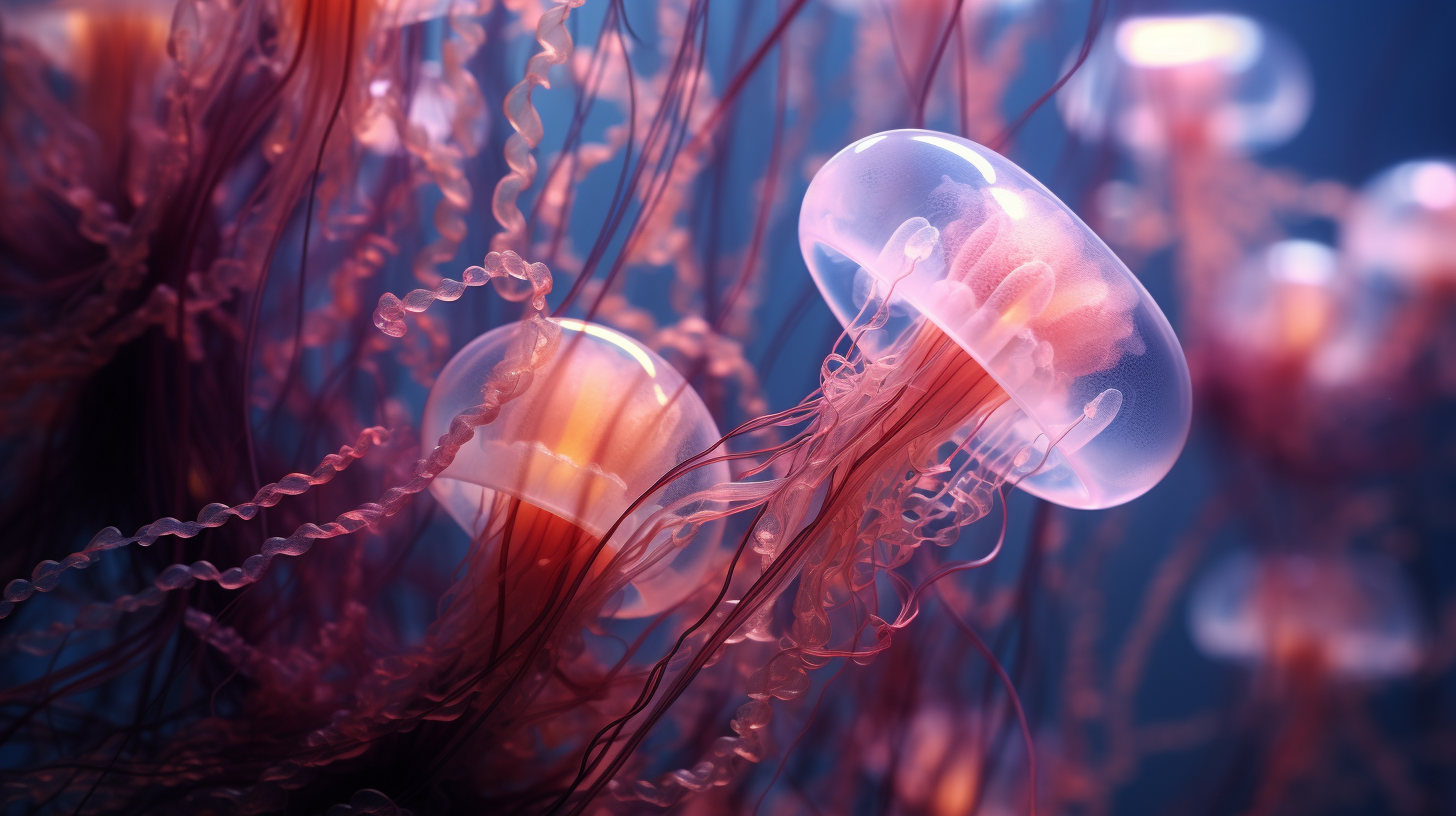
[1213,240,1343,360]
[1057,13,1311,156]
[799,129,1191,509]
[1190,551,1424,680]
[1345,159,1456,287]
[423,319,730,618]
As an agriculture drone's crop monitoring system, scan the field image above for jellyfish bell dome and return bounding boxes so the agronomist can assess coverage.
[1057,13,1311,156]
[1190,551,1424,681]
[1212,239,1344,362]
[1345,159,1456,288]
[423,318,730,618]
[799,129,1191,510]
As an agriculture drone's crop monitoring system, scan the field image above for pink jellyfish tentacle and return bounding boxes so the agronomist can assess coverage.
[373,249,554,336]
[490,0,587,254]
[406,7,490,287]
[0,426,389,630]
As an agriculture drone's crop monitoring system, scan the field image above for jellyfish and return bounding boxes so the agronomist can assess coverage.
[882,704,1030,816]
[1345,159,1456,290]
[421,317,731,620]
[0,6,1209,812]
[1191,550,1424,682]
[1188,549,1425,816]
[0,0,177,207]
[1200,239,1367,463]
[1211,239,1343,363]
[1200,232,1449,469]
[799,129,1191,511]
[1057,13,1323,342]
[1057,13,1311,158]
[761,124,1199,812]
[1341,159,1456,394]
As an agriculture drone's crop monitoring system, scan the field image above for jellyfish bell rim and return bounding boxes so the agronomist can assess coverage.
[798,129,1192,511]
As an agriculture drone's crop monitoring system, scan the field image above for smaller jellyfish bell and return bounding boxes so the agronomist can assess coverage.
[1190,551,1424,681]
[799,129,1191,510]
[1212,239,1343,362]
[1344,159,1456,289]
[423,319,730,618]
[1057,13,1311,156]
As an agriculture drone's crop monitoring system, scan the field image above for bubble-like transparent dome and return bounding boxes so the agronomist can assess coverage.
[1212,239,1343,360]
[423,318,730,616]
[1057,13,1311,155]
[1190,551,1424,680]
[799,129,1191,510]
[1345,159,1456,286]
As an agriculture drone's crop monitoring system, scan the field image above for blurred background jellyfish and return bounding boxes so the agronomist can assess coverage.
[868,702,1033,816]
[1058,13,1311,159]
[1057,11,1327,334]
[1201,238,1368,467]
[1211,239,1342,366]
[1346,159,1456,290]
[1,0,177,212]
[1340,159,1456,397]
[1193,547,1421,681]
[359,60,490,157]
[1189,549,1424,816]
[1191,550,1424,684]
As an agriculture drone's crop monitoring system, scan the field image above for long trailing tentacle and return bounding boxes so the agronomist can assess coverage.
[490,0,586,253]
